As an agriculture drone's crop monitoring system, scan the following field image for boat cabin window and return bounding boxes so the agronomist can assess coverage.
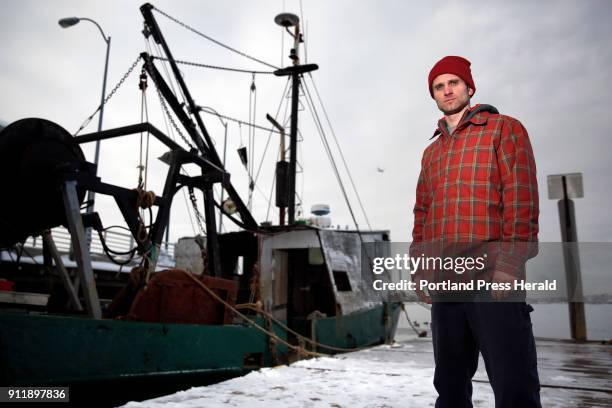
[332,270,352,292]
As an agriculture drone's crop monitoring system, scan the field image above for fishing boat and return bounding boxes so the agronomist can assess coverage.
[0,3,402,405]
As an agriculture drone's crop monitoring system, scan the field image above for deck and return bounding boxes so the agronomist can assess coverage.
[122,330,611,407]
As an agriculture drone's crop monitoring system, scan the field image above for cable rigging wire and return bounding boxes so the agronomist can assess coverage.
[151,57,274,75]
[145,37,205,236]
[294,0,371,231]
[305,74,373,230]
[200,108,282,134]
[247,74,257,210]
[147,35,268,235]
[152,6,280,70]
[300,79,360,230]
[253,77,291,186]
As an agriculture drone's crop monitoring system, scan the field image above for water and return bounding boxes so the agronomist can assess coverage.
[400,303,612,341]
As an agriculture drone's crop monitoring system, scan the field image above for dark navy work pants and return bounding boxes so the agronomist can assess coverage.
[431,301,541,408]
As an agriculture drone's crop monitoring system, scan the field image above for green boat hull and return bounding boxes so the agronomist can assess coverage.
[0,302,400,405]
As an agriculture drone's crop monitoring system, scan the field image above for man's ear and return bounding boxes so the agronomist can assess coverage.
[468,87,474,97]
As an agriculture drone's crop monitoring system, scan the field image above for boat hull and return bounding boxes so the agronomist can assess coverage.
[0,302,400,404]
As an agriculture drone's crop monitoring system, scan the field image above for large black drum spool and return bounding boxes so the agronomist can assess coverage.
[0,118,89,247]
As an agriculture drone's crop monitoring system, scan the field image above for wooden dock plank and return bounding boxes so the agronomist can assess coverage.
[122,336,611,407]
[347,336,611,407]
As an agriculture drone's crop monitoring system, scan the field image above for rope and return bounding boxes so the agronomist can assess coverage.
[180,270,324,358]
[152,6,279,70]
[138,68,151,191]
[151,56,274,75]
[400,303,428,337]
[236,303,378,353]
[133,188,157,209]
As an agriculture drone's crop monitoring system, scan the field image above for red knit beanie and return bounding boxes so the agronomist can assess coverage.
[428,56,476,98]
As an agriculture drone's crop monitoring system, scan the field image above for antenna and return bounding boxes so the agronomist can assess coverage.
[272,12,317,224]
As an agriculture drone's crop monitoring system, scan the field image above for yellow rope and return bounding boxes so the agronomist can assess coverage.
[180,270,325,358]
[235,303,375,353]
[133,188,156,209]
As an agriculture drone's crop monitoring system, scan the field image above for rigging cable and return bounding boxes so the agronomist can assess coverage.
[299,0,307,64]
[138,67,151,191]
[265,145,280,222]
[74,55,142,136]
[144,37,199,237]
[280,0,287,67]
[200,108,281,134]
[152,6,279,70]
[305,75,373,230]
[295,0,371,229]
[253,77,291,186]
[247,74,257,210]
[301,79,377,271]
[151,57,274,75]
[300,79,359,230]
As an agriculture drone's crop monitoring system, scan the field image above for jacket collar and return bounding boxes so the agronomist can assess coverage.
[430,104,499,140]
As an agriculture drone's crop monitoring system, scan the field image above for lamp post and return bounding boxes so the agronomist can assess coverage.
[59,17,111,248]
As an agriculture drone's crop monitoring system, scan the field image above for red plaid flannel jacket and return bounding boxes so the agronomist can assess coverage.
[412,104,539,275]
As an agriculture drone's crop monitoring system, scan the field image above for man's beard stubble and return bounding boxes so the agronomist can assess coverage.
[439,98,470,116]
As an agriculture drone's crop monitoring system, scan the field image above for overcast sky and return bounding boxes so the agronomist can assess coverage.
[1,0,611,245]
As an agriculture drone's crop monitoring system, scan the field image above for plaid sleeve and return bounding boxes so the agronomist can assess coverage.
[412,155,431,244]
[494,117,539,274]
[411,163,430,283]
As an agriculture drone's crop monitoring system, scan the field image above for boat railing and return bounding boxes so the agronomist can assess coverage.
[22,227,175,264]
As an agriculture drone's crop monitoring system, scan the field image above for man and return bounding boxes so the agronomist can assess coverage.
[411,56,541,407]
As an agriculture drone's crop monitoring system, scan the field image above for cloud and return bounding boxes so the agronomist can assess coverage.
[0,0,611,244]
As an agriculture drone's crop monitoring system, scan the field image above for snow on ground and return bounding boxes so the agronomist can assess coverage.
[120,335,608,407]
[121,343,495,408]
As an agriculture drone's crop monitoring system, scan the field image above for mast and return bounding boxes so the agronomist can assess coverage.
[140,3,258,277]
[273,13,318,224]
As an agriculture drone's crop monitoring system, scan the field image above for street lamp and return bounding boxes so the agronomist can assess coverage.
[59,16,111,246]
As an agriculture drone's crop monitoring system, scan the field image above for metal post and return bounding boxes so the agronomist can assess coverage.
[219,121,228,233]
[42,230,83,311]
[62,181,102,319]
[559,176,587,341]
[85,34,111,248]
[165,221,170,252]
[203,185,221,277]
[266,114,287,226]
[287,72,300,224]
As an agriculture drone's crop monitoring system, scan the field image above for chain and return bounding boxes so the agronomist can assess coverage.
[155,84,197,150]
[152,6,279,70]
[143,57,197,150]
[151,56,274,75]
[74,55,142,136]
[199,107,281,134]
[188,186,207,236]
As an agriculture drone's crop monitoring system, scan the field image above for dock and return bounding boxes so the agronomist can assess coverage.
[122,331,611,407]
